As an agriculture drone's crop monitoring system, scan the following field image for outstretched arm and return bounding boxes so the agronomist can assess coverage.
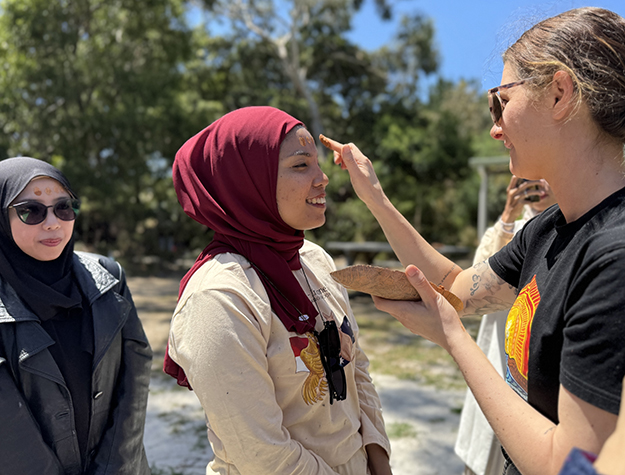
[320,135,462,288]
[320,134,519,315]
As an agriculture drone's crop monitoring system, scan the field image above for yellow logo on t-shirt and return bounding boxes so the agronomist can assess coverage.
[505,275,540,398]
[290,333,328,405]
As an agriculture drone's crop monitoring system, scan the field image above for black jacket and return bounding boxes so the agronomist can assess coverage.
[0,252,152,475]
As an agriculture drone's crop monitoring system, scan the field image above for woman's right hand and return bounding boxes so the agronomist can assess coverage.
[319,134,385,208]
[501,176,531,224]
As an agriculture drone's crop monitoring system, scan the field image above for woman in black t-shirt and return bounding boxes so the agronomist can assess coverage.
[322,7,625,475]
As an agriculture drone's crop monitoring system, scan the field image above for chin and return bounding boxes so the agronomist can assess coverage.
[300,216,326,232]
[37,253,64,262]
[30,246,66,262]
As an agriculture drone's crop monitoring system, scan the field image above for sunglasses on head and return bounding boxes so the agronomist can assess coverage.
[488,77,535,125]
[8,198,81,225]
[315,319,346,404]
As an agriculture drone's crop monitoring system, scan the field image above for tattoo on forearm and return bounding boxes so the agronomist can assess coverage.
[462,261,517,316]
[438,264,459,286]
[543,426,555,435]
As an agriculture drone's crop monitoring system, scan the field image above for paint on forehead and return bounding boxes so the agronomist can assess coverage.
[45,187,52,195]
[54,185,62,193]
[306,136,313,144]
[299,136,307,147]
[34,187,42,196]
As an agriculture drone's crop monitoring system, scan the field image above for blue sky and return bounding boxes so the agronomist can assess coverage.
[347,0,625,91]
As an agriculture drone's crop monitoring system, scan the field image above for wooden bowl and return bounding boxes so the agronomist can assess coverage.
[330,264,463,312]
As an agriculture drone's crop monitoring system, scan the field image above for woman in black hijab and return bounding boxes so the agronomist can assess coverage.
[0,157,152,475]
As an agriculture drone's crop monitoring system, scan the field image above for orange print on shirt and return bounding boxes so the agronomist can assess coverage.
[505,275,540,395]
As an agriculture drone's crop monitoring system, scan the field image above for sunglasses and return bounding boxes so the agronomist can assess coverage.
[315,319,347,404]
[488,78,535,125]
[8,198,81,225]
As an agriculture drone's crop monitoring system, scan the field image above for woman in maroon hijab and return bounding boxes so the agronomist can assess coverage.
[164,107,391,475]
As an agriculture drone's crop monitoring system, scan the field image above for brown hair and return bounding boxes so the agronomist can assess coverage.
[504,7,625,142]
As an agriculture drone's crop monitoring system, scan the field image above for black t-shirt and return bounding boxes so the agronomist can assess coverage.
[490,186,625,423]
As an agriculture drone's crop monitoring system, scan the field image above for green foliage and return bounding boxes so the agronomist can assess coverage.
[0,0,198,257]
[0,0,502,261]
[386,422,417,439]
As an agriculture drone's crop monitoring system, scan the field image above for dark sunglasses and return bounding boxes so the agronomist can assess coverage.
[8,198,81,225]
[488,78,535,125]
[315,319,346,404]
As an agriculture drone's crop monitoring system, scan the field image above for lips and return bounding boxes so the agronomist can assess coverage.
[40,238,62,247]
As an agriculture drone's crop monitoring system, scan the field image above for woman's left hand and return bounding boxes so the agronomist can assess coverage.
[373,265,466,352]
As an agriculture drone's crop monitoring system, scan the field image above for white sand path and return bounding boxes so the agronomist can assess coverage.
[144,372,465,475]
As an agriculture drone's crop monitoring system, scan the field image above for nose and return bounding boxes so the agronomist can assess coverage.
[490,122,503,141]
[314,163,329,188]
[42,208,61,230]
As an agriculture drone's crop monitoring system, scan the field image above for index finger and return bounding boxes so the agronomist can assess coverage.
[507,175,521,191]
[319,134,343,152]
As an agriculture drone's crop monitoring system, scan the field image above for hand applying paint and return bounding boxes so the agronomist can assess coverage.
[319,134,385,210]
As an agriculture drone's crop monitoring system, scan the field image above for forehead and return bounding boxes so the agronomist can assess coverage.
[501,64,518,85]
[15,177,68,201]
[279,127,315,159]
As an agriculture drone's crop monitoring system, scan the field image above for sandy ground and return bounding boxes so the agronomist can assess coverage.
[129,275,466,475]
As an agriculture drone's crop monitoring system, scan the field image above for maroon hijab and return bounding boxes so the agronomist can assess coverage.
[164,106,320,387]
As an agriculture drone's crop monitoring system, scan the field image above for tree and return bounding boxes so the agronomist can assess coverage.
[318,13,484,248]
[191,0,394,157]
[0,0,199,258]
[0,0,494,262]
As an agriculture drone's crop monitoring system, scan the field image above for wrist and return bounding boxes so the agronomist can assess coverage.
[498,218,515,233]
[366,190,391,214]
[446,326,477,362]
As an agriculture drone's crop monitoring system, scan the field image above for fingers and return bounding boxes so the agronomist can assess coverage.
[319,134,342,152]
[372,266,440,315]
[340,144,356,169]
[404,265,440,307]
[333,151,346,169]
[319,134,349,169]
[507,175,520,191]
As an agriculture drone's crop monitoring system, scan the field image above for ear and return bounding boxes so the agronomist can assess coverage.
[550,70,576,120]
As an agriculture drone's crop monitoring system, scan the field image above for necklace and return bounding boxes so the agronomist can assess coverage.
[300,265,324,323]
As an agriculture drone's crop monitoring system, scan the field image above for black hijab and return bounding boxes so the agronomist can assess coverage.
[0,157,81,321]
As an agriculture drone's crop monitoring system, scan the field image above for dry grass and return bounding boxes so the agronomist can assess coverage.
[350,294,480,391]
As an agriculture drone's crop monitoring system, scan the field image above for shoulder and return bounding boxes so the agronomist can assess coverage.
[580,225,625,269]
[299,239,336,273]
[184,252,256,293]
[73,251,121,295]
[172,254,274,343]
[179,253,270,312]
[522,204,560,236]
[499,205,559,256]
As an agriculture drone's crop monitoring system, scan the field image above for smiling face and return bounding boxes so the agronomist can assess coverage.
[490,64,556,180]
[8,177,75,261]
[276,127,329,231]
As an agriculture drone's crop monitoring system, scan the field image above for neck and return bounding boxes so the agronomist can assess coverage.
[548,140,625,222]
